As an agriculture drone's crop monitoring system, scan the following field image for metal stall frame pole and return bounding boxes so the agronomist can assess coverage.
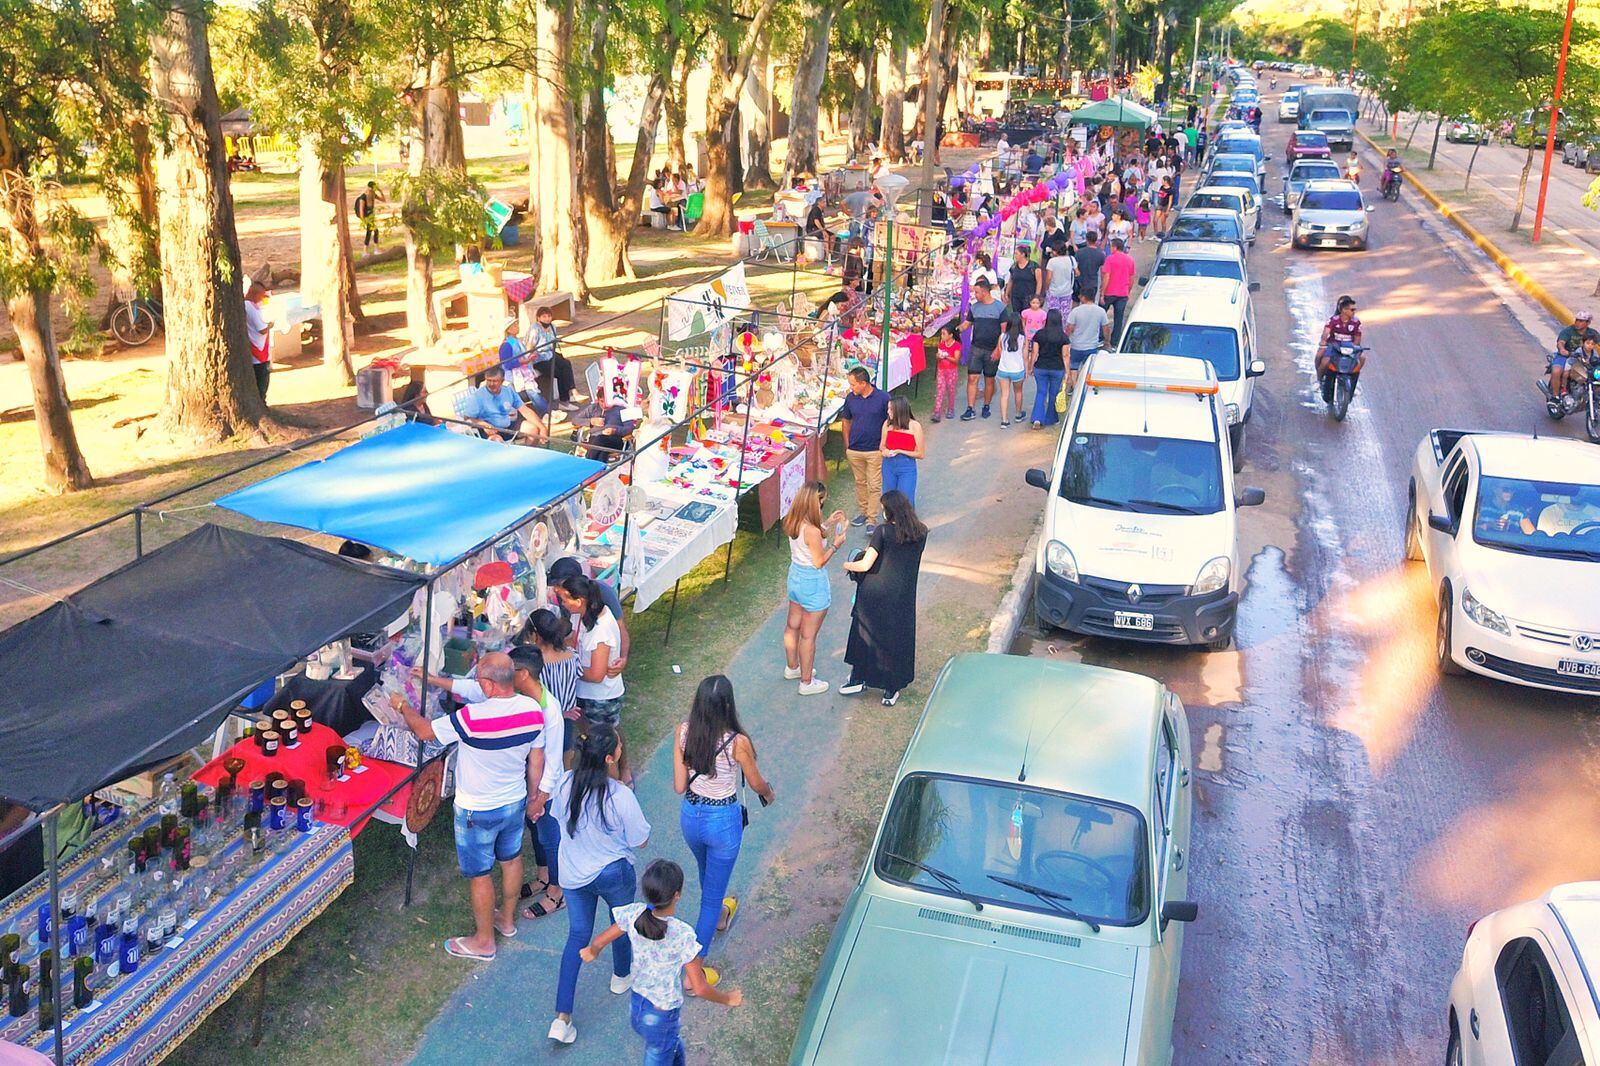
[878,218,896,392]
[723,365,759,584]
[404,580,435,907]
[615,446,637,618]
[45,811,63,1065]
[134,507,144,559]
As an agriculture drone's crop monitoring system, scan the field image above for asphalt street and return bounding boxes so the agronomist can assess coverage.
[1011,89,1600,1063]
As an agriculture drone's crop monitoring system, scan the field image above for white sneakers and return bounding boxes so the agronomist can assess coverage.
[783,665,802,680]
[798,678,830,696]
[610,973,633,995]
[838,681,865,695]
[547,1018,576,1044]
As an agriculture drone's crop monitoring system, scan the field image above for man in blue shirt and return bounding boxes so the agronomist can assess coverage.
[840,366,891,527]
[462,366,544,443]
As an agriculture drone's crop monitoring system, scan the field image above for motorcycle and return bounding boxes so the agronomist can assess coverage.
[1537,355,1600,443]
[1381,164,1402,200]
[1325,343,1368,422]
[1345,160,1362,184]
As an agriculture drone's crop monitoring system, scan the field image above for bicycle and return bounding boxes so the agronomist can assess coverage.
[108,295,165,347]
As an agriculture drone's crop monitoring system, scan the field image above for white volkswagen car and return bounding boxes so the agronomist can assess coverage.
[1447,882,1600,1065]
[1407,429,1600,695]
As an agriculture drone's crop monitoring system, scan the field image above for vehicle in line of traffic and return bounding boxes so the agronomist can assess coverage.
[1446,882,1600,1066]
[1206,152,1259,185]
[1187,184,1260,241]
[1281,158,1344,213]
[1213,132,1267,183]
[1323,342,1369,421]
[1445,117,1490,144]
[1511,107,1574,149]
[1562,133,1600,172]
[1299,107,1356,152]
[1291,179,1370,251]
[1143,240,1250,286]
[1537,348,1600,442]
[789,653,1199,1066]
[1285,128,1332,163]
[1162,207,1248,249]
[1406,429,1600,696]
[1279,91,1300,122]
[1027,353,1265,650]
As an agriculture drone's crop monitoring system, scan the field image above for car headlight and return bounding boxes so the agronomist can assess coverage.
[1191,556,1231,596]
[1225,403,1241,425]
[1461,588,1510,634]
[1045,540,1079,583]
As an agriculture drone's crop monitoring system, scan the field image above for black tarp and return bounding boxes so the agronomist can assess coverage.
[0,524,424,810]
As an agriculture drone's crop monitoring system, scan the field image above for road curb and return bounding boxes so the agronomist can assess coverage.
[986,518,1042,655]
[1356,127,1575,325]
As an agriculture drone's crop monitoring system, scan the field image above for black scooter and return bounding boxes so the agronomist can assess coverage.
[1325,343,1368,422]
[1537,356,1600,442]
[1381,164,1402,201]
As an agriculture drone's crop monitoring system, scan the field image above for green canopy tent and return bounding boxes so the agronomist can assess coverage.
[1068,97,1159,130]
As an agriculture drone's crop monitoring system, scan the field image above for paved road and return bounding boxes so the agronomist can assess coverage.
[1011,95,1600,1062]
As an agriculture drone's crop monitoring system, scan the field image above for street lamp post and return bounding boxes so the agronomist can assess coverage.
[1532,0,1577,244]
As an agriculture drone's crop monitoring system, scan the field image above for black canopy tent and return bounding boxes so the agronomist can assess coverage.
[0,523,424,811]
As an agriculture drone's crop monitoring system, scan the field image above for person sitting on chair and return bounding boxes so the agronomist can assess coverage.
[462,366,546,444]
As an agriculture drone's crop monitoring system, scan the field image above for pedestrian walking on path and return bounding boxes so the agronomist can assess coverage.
[671,676,775,987]
[994,320,1028,429]
[579,859,743,1065]
[840,490,929,706]
[879,396,925,501]
[840,367,891,526]
[549,725,650,1046]
[519,609,583,920]
[558,575,627,731]
[1029,309,1070,429]
[782,482,847,697]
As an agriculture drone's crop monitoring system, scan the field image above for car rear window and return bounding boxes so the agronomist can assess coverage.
[1154,256,1244,281]
[1293,164,1343,182]
[1308,110,1350,124]
[1295,132,1329,146]
[1301,189,1363,211]
[1188,192,1241,213]
[876,773,1151,926]
[1168,214,1243,242]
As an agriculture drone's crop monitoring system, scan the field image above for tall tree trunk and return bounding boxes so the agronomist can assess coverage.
[1060,0,1073,78]
[299,139,355,384]
[665,73,689,174]
[1464,138,1482,192]
[577,0,617,282]
[693,0,777,237]
[743,31,776,189]
[402,50,469,351]
[782,1,835,182]
[1427,116,1443,168]
[1511,142,1536,232]
[149,0,267,439]
[880,36,908,163]
[532,0,588,296]
[849,41,876,162]
[524,72,544,283]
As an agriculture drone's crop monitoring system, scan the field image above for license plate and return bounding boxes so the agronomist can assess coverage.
[1319,238,1341,247]
[1114,612,1155,631]
[1558,659,1600,678]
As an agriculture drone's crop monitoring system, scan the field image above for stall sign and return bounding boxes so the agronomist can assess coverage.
[666,263,752,342]
[778,451,806,517]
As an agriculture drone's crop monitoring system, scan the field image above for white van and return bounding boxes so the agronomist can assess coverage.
[1025,353,1266,651]
[1117,275,1266,470]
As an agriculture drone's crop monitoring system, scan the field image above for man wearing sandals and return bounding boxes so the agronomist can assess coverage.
[391,651,557,961]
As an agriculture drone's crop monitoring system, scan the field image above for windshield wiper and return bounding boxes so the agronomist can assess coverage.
[1128,497,1204,515]
[986,874,1102,932]
[1064,493,1130,510]
[884,852,984,911]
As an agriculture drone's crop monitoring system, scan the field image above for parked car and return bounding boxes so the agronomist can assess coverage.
[1446,882,1600,1065]
[1213,132,1267,183]
[1279,91,1301,122]
[1207,152,1259,183]
[1285,128,1332,163]
[1163,207,1247,249]
[1406,429,1600,695]
[1562,133,1600,169]
[1512,107,1573,149]
[1445,117,1490,144]
[1187,185,1260,242]
[1143,240,1251,286]
[1290,179,1369,251]
[790,653,1199,1066]
[1281,158,1345,213]
[1203,174,1265,235]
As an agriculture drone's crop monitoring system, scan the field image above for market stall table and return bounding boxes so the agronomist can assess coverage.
[0,808,353,1065]
[260,668,377,739]
[193,724,411,837]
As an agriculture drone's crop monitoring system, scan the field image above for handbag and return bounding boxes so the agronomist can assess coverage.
[687,733,745,827]
[1056,376,1071,414]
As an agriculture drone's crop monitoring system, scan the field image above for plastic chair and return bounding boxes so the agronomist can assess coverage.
[683,191,705,228]
[751,219,788,263]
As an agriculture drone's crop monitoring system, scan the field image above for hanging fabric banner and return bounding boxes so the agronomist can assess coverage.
[665,263,752,342]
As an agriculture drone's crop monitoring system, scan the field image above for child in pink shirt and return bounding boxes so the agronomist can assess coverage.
[931,323,961,423]
[1136,197,1153,240]
[1020,296,1047,346]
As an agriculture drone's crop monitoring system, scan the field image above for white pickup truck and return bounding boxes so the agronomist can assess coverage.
[1406,429,1600,694]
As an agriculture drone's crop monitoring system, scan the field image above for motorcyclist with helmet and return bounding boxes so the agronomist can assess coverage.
[1316,295,1364,404]
[1550,310,1599,402]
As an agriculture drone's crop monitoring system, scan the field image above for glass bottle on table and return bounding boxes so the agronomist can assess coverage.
[6,962,25,1017]
[157,773,178,817]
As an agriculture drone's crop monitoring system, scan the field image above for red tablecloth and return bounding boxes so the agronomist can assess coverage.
[194,723,412,837]
[501,272,538,304]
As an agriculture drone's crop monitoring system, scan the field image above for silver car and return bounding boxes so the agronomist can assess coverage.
[1187,186,1259,243]
[1291,179,1369,251]
[1207,152,1258,183]
[1280,92,1300,122]
[1281,158,1344,213]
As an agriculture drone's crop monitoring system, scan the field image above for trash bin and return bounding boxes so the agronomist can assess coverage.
[355,364,394,410]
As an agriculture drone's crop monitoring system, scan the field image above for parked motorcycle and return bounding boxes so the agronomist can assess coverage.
[1325,343,1368,422]
[1537,356,1600,443]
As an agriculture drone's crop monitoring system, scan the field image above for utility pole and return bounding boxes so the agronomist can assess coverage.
[1350,0,1359,82]
[1188,17,1202,95]
[1532,0,1577,243]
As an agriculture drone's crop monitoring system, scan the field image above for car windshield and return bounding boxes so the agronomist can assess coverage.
[1308,110,1350,125]
[1301,189,1363,211]
[1212,175,1258,194]
[1213,157,1253,173]
[1189,192,1241,213]
[1473,477,1600,559]
[1168,215,1242,242]
[1059,432,1226,515]
[1154,256,1243,281]
[876,773,1150,926]
[1293,164,1343,183]
[1294,132,1329,147]
[1218,139,1260,159]
[1121,322,1242,380]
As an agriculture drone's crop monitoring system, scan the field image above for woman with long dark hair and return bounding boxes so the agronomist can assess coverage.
[519,608,582,920]
[1028,308,1068,429]
[671,676,775,987]
[555,575,626,729]
[548,724,650,1046]
[840,490,929,706]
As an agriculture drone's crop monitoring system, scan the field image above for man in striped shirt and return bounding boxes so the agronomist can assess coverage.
[393,651,559,961]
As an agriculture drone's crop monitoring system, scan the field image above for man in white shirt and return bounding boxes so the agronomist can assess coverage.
[392,652,549,962]
[243,280,271,400]
[1535,496,1600,536]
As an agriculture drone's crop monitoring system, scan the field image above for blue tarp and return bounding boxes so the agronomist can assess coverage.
[217,422,604,566]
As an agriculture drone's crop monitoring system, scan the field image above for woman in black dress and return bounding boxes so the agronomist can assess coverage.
[838,490,928,706]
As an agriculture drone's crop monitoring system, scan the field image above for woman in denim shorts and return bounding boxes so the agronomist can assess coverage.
[781,481,846,696]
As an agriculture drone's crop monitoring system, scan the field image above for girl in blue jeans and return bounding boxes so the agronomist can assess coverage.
[878,396,924,504]
[672,675,776,988]
[548,726,651,1046]
[581,860,744,1065]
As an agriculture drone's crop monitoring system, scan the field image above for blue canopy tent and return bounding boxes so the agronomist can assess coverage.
[216,422,605,567]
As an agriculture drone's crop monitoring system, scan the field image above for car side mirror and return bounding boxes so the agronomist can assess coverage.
[1247,359,1266,377]
[1161,900,1200,927]
[1236,487,1266,507]
[1427,512,1455,535]
[1025,467,1052,490]
[1138,275,1149,285]
[1248,281,1261,293]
